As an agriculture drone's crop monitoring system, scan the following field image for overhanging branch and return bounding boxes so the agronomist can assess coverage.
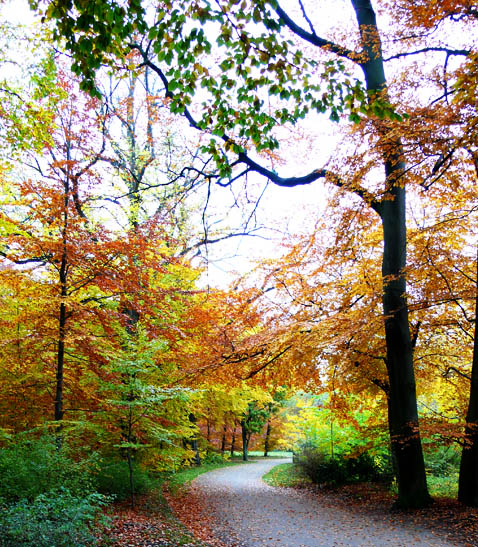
[273,2,358,61]
[130,42,379,205]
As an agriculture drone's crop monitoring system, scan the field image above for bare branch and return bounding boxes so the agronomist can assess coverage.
[443,366,471,381]
[384,47,470,62]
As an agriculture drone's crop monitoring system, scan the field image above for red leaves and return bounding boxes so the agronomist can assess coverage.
[106,505,173,546]
[104,493,214,547]
[164,486,229,547]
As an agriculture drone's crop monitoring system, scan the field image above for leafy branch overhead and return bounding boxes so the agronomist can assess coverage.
[33,0,403,177]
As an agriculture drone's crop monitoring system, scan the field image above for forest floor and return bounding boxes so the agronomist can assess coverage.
[104,458,478,546]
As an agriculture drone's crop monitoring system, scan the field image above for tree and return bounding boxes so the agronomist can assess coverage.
[239,391,271,461]
[263,388,287,457]
[0,64,203,447]
[1,68,111,429]
[103,327,194,507]
[0,21,60,157]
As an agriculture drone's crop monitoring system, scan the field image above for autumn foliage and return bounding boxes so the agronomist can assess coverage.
[0,5,478,546]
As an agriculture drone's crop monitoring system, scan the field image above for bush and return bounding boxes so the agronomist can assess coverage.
[424,445,460,477]
[94,459,152,501]
[203,452,229,465]
[294,446,392,485]
[0,487,110,546]
[0,434,96,502]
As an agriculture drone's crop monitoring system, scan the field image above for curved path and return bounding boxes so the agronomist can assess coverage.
[190,458,459,547]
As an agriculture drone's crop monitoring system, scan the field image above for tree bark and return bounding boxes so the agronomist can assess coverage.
[264,420,271,457]
[378,193,430,507]
[241,419,249,461]
[55,285,67,423]
[221,422,227,457]
[458,249,478,506]
[54,181,70,446]
[230,423,236,457]
[127,405,135,509]
[189,413,201,466]
[350,0,430,508]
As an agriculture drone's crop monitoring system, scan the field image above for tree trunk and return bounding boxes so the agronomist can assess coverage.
[55,295,66,422]
[230,423,236,457]
[351,0,430,508]
[206,414,211,453]
[54,230,69,448]
[189,413,201,466]
[127,405,135,509]
[264,420,271,457]
[221,423,227,456]
[378,190,430,508]
[458,249,478,506]
[241,420,249,461]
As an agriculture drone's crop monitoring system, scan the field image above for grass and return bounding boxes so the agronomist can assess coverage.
[262,462,311,488]
[247,450,293,458]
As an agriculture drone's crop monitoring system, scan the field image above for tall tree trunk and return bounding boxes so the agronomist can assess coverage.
[127,405,135,509]
[55,281,67,423]
[351,0,430,508]
[378,192,430,507]
[206,413,211,453]
[458,249,478,506]
[264,420,271,457]
[55,295,66,450]
[55,183,70,447]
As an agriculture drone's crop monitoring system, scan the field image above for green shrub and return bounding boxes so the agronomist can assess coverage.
[94,459,152,501]
[294,446,393,485]
[424,445,460,477]
[203,452,228,465]
[0,487,110,546]
[0,434,96,502]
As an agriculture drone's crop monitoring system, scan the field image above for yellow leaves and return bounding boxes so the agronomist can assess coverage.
[192,383,272,425]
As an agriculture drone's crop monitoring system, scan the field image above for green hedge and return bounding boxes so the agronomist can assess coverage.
[294,446,393,485]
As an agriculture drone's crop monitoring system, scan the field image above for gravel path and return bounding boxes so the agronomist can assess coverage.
[190,458,459,547]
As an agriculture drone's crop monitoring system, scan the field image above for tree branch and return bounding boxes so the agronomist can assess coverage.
[443,366,471,381]
[245,345,292,379]
[274,2,358,60]
[384,47,470,62]
[131,41,380,206]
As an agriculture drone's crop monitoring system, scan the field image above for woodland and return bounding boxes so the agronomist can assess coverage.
[0,0,478,544]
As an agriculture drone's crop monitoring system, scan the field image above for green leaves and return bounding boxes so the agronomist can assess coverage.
[34,0,409,180]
